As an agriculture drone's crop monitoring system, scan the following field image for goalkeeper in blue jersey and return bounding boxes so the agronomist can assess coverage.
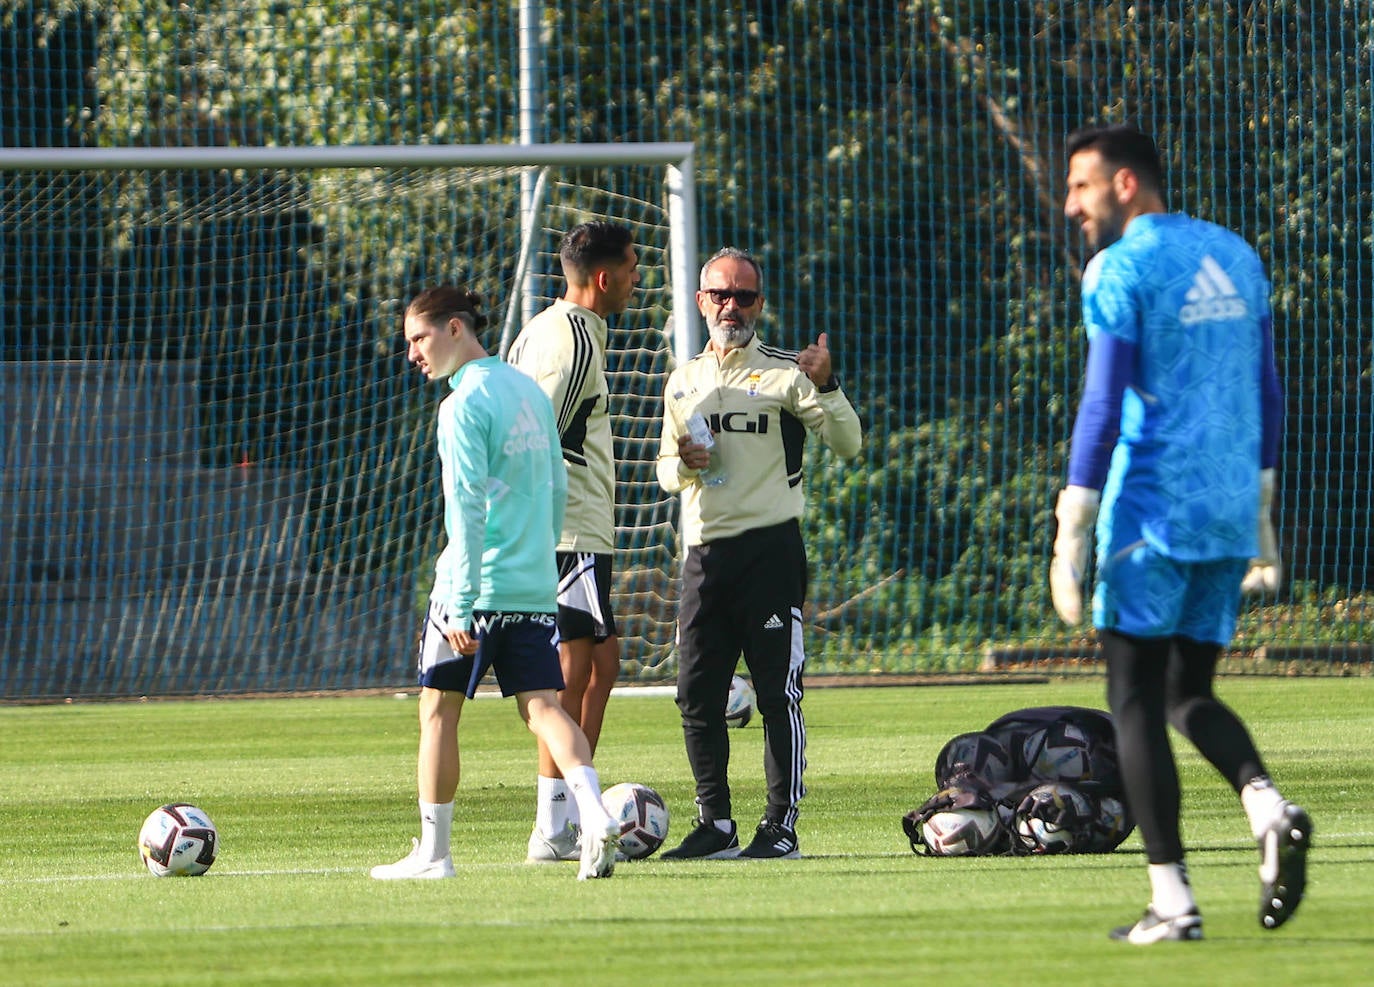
[370,284,619,882]
[1051,125,1310,943]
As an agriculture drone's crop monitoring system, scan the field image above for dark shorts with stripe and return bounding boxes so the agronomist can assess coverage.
[556,551,618,642]
[417,601,564,698]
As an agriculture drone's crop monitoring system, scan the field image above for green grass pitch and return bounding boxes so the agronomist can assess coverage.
[2,678,1371,985]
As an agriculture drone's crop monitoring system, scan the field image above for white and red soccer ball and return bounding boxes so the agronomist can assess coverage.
[1013,783,1094,854]
[920,805,1003,856]
[726,674,755,728]
[601,783,670,860]
[138,803,218,876]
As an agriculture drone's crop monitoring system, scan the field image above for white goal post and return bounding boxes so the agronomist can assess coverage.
[0,142,698,697]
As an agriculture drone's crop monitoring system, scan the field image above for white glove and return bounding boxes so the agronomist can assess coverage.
[1241,468,1281,594]
[1049,486,1100,626]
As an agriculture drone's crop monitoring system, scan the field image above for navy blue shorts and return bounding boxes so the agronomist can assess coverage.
[417,603,564,698]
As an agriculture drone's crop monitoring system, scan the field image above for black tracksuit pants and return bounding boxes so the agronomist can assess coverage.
[675,519,808,830]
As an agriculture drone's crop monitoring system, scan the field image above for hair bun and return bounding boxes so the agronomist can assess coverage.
[462,291,489,330]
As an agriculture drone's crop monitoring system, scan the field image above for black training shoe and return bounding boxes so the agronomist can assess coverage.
[660,819,740,860]
[738,819,801,859]
[1109,907,1203,944]
[1259,802,1312,930]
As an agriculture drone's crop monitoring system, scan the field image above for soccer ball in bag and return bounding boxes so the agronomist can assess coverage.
[920,806,1003,856]
[935,731,1014,792]
[1013,783,1093,854]
[138,803,218,876]
[1021,721,1093,783]
[725,674,755,728]
[1088,793,1135,852]
[601,783,670,860]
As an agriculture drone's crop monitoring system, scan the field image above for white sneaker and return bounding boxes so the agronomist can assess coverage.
[526,822,582,863]
[577,817,619,880]
[1109,906,1203,944]
[370,838,456,880]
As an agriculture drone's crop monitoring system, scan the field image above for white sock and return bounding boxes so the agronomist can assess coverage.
[1241,775,1286,839]
[1148,861,1196,918]
[712,819,734,834]
[559,777,579,829]
[535,776,574,836]
[563,765,613,832]
[417,800,454,861]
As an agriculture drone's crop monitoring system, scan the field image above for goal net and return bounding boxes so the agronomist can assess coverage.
[0,144,697,698]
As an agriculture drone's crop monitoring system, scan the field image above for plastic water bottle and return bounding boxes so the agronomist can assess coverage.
[686,413,727,486]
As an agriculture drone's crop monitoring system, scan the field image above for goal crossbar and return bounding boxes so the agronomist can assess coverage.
[0,142,701,361]
[0,142,695,171]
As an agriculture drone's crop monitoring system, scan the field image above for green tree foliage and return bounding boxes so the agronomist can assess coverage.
[1,0,1369,669]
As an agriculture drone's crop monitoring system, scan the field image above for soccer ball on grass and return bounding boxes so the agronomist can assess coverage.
[726,674,755,728]
[601,783,670,860]
[138,803,218,876]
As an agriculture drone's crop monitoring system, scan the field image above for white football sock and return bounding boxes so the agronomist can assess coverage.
[417,800,454,861]
[712,819,734,834]
[564,765,613,831]
[1148,861,1196,918]
[1241,775,1287,839]
[559,776,579,828]
[535,775,574,836]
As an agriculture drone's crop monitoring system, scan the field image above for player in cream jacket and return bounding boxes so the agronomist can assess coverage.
[656,247,861,861]
[658,332,862,545]
[508,220,639,862]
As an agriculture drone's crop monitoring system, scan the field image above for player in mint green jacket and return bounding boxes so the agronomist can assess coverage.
[371,283,619,882]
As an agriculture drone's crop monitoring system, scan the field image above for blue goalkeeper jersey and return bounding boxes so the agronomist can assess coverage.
[430,356,568,628]
[1076,212,1275,560]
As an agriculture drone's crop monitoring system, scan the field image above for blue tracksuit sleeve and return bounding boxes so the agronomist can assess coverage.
[1259,312,1283,470]
[1067,331,1134,490]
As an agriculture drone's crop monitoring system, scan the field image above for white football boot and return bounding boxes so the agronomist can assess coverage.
[1109,906,1203,944]
[370,837,456,880]
[577,816,620,880]
[526,822,582,863]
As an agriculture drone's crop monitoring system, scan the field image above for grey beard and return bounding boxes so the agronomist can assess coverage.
[709,323,755,351]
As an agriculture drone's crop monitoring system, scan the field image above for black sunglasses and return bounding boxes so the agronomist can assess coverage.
[702,288,760,307]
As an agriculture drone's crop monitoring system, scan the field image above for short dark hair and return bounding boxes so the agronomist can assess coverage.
[1066,124,1165,192]
[559,221,633,281]
[405,283,489,332]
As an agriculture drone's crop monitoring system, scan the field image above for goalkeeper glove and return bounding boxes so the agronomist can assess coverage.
[1240,468,1281,594]
[1049,485,1100,626]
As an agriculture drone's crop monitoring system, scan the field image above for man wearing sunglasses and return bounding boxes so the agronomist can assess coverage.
[656,247,862,860]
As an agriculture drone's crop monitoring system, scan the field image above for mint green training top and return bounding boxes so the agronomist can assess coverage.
[430,355,568,630]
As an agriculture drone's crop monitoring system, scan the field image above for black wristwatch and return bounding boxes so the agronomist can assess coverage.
[818,375,840,393]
